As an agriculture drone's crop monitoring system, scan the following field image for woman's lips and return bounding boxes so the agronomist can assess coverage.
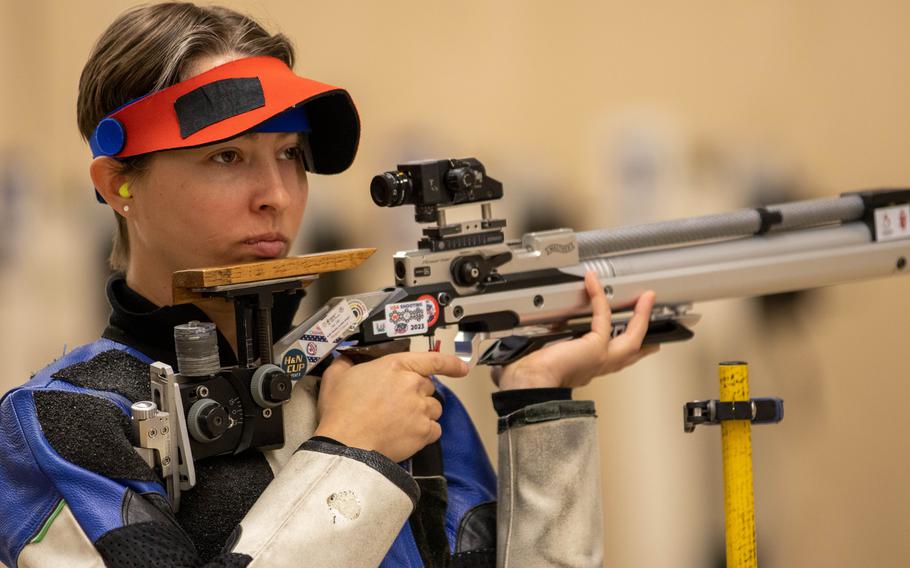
[242,239,286,258]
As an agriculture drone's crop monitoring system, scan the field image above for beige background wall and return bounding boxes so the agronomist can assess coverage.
[1,1,909,566]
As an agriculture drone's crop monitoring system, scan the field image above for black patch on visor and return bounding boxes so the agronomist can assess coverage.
[174,77,265,138]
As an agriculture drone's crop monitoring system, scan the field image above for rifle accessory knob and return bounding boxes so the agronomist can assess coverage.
[251,364,293,408]
[130,401,158,421]
[187,398,229,442]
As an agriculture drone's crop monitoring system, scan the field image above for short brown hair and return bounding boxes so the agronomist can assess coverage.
[77,2,295,271]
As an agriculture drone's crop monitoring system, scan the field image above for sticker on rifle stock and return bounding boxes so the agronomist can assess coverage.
[281,347,308,380]
[417,294,440,327]
[347,299,368,326]
[317,299,358,343]
[384,299,434,338]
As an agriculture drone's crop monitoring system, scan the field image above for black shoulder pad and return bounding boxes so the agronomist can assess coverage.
[51,349,151,403]
[33,390,157,481]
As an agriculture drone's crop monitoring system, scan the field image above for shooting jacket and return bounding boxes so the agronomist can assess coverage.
[0,275,603,567]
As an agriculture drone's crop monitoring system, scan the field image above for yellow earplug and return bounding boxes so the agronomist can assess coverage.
[118,182,131,199]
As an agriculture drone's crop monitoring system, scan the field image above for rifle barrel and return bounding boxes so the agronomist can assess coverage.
[574,222,908,308]
[576,195,865,258]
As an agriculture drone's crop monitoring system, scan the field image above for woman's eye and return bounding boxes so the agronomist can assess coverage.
[281,145,303,161]
[212,150,240,164]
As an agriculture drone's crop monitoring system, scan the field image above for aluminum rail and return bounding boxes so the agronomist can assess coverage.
[576,194,866,259]
[444,222,910,324]
[579,222,909,309]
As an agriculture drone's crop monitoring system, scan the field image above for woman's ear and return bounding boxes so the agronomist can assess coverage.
[90,157,131,214]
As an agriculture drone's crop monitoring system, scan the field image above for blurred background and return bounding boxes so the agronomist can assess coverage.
[2,1,910,566]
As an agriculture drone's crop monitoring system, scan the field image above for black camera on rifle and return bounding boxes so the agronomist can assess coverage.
[371,158,503,223]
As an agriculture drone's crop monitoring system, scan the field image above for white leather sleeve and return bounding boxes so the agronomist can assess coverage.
[233,439,419,568]
[496,400,603,568]
[17,503,105,568]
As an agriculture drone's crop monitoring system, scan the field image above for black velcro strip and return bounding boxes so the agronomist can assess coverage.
[174,77,265,138]
[491,387,571,418]
[52,349,151,403]
[95,520,252,567]
[497,400,596,433]
[33,390,157,481]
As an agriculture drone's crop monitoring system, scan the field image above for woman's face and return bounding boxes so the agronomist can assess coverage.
[120,53,309,278]
[127,131,308,272]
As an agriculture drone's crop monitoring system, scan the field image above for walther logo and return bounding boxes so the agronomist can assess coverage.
[544,242,576,255]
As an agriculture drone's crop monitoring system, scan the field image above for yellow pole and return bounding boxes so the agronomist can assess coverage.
[719,361,757,568]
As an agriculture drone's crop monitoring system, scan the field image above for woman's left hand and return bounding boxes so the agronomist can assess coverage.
[493,271,659,390]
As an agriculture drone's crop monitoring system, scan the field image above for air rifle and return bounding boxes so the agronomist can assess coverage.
[271,157,910,377]
[138,158,909,510]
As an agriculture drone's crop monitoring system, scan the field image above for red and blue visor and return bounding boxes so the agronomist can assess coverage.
[90,56,360,195]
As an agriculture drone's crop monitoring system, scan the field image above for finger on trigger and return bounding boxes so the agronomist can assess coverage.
[400,351,470,378]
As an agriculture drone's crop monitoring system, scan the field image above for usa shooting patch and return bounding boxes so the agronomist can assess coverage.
[384,300,432,337]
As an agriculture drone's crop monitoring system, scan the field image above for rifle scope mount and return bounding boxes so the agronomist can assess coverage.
[371,157,507,252]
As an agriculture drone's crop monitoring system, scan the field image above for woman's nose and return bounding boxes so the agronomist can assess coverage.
[252,159,293,212]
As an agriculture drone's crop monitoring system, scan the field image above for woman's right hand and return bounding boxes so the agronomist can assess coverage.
[314,352,469,462]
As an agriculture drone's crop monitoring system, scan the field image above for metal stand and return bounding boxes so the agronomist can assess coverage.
[683,361,784,568]
[192,276,314,367]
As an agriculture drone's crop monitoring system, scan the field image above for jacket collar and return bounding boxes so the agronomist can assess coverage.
[102,273,303,370]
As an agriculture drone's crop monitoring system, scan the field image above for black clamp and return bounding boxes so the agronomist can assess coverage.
[450,251,512,287]
[683,397,784,433]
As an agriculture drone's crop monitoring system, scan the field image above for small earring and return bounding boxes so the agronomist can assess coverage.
[123,205,130,213]
[118,182,131,199]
